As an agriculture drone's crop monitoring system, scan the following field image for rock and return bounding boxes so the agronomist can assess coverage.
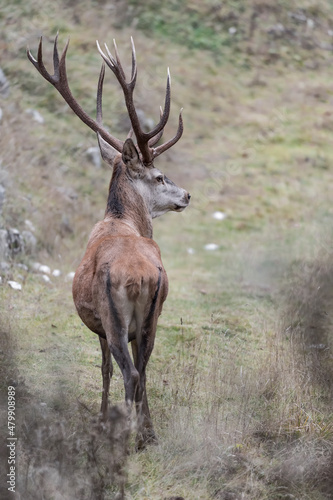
[25,108,44,124]
[17,263,28,272]
[0,229,9,260]
[39,265,51,275]
[86,146,102,168]
[0,228,25,259]
[307,18,314,29]
[187,247,195,255]
[32,262,51,274]
[7,228,24,255]
[41,275,52,284]
[7,281,22,291]
[52,269,61,277]
[0,68,10,98]
[22,230,37,255]
[0,261,10,271]
[204,243,219,251]
[212,211,226,221]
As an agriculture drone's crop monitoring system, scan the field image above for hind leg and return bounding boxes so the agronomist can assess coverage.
[99,336,113,420]
[131,336,157,450]
[107,334,140,412]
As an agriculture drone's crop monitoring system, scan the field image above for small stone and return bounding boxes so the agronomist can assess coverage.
[187,248,195,255]
[307,18,314,29]
[52,269,61,277]
[32,262,51,274]
[41,274,52,283]
[212,211,226,221]
[26,108,44,124]
[204,243,219,251]
[17,263,28,271]
[39,265,51,275]
[8,281,22,290]
[229,27,237,35]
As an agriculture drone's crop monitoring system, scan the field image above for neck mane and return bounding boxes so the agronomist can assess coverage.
[105,159,153,238]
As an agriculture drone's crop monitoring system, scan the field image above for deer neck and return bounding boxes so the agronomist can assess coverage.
[105,162,153,238]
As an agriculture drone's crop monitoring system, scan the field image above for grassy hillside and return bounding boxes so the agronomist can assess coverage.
[1,1,333,499]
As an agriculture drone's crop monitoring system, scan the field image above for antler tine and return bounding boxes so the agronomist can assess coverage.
[96,41,117,74]
[113,39,126,82]
[143,69,171,142]
[27,36,55,84]
[153,108,184,158]
[96,63,105,125]
[52,32,60,77]
[130,36,137,86]
[104,43,117,68]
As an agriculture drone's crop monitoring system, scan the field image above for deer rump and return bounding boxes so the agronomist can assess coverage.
[73,235,168,343]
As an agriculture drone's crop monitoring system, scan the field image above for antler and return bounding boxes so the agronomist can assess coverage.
[97,37,183,165]
[27,34,184,166]
[27,33,124,153]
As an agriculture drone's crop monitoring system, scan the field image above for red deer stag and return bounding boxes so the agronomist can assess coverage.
[27,34,190,449]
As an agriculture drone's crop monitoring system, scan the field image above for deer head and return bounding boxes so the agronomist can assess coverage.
[27,34,190,220]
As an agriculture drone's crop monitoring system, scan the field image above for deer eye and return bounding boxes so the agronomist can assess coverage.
[156,175,164,184]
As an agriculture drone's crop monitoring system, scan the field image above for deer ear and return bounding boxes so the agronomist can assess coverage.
[97,133,120,166]
[122,138,143,174]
